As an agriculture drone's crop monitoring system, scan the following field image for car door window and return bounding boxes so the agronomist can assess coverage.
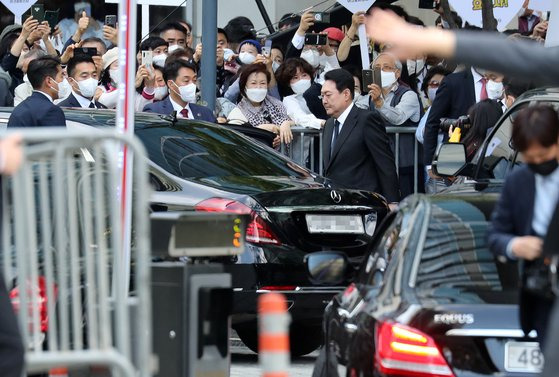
[358,211,408,287]
[477,101,559,180]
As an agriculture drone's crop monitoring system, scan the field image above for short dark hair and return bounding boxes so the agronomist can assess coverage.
[503,77,533,99]
[238,63,270,97]
[512,105,559,152]
[421,65,451,97]
[217,28,229,42]
[140,36,168,51]
[163,59,197,83]
[224,16,255,43]
[82,37,107,55]
[324,68,354,99]
[278,13,301,29]
[275,58,314,97]
[158,22,187,37]
[165,47,195,65]
[27,56,61,90]
[66,54,95,78]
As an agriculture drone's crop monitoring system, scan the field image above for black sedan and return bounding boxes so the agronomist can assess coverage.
[0,108,389,356]
[307,194,542,376]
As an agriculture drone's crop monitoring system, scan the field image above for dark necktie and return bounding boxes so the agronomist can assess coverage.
[180,108,189,118]
[331,120,340,157]
[88,102,95,108]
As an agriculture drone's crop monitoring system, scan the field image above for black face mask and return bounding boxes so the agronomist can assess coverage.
[528,158,559,176]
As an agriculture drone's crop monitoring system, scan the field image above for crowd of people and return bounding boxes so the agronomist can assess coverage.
[1,0,549,202]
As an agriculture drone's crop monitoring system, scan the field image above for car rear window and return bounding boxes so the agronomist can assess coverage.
[415,200,519,304]
[136,124,311,179]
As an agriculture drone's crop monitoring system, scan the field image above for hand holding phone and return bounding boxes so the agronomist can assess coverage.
[44,10,59,29]
[31,4,45,23]
[105,15,117,28]
[142,50,153,70]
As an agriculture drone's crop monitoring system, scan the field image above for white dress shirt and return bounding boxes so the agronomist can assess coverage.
[71,90,96,108]
[331,103,354,150]
[283,94,323,129]
[169,97,194,119]
[291,33,305,50]
[378,84,421,126]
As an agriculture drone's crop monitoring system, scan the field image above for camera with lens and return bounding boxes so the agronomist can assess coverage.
[439,115,471,133]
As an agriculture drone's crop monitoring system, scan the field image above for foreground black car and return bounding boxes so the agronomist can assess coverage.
[0,108,389,355]
[308,195,541,376]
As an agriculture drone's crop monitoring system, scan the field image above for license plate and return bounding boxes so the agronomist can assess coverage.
[305,214,364,234]
[504,341,544,373]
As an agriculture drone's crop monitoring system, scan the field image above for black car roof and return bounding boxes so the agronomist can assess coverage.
[406,193,499,221]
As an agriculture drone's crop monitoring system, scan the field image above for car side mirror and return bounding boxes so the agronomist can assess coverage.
[305,251,350,286]
[432,143,467,177]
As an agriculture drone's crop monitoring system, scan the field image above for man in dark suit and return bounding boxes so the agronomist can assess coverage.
[143,60,216,123]
[59,54,106,109]
[488,105,559,350]
[7,56,67,128]
[321,69,400,204]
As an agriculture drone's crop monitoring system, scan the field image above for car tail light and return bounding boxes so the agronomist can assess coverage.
[195,198,281,245]
[375,321,455,377]
[10,276,57,333]
[260,286,297,291]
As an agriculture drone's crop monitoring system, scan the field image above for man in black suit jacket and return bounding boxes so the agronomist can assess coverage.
[59,54,106,109]
[321,69,400,204]
[143,60,216,123]
[8,56,67,128]
[488,105,559,350]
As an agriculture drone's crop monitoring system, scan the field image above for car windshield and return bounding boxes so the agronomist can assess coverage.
[135,124,312,180]
[414,200,519,304]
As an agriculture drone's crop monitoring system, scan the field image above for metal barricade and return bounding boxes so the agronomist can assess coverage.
[0,129,152,377]
[282,126,421,194]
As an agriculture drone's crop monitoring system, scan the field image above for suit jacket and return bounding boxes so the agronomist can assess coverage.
[322,105,400,203]
[7,91,66,128]
[454,30,559,86]
[143,97,217,123]
[487,165,555,335]
[423,69,475,165]
[58,93,107,109]
[488,165,536,258]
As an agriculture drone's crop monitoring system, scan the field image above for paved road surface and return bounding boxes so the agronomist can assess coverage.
[230,331,318,377]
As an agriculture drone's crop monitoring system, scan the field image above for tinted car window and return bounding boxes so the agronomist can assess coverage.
[414,200,519,304]
[135,124,311,179]
[478,101,559,179]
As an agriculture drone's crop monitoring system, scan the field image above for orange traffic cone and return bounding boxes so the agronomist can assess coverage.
[258,292,291,377]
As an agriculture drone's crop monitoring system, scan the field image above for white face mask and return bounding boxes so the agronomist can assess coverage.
[427,87,438,103]
[353,91,362,103]
[272,61,281,73]
[173,82,197,103]
[301,49,320,68]
[239,52,256,65]
[154,86,168,100]
[50,77,71,99]
[245,88,267,103]
[407,59,425,75]
[290,78,311,95]
[168,44,184,54]
[153,54,168,67]
[486,80,504,100]
[223,48,235,62]
[380,71,397,89]
[109,68,119,84]
[75,77,98,99]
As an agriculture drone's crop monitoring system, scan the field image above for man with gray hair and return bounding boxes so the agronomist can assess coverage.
[368,52,422,197]
[14,48,47,105]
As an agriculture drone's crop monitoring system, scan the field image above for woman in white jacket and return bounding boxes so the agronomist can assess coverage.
[275,58,327,166]
[96,47,156,111]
